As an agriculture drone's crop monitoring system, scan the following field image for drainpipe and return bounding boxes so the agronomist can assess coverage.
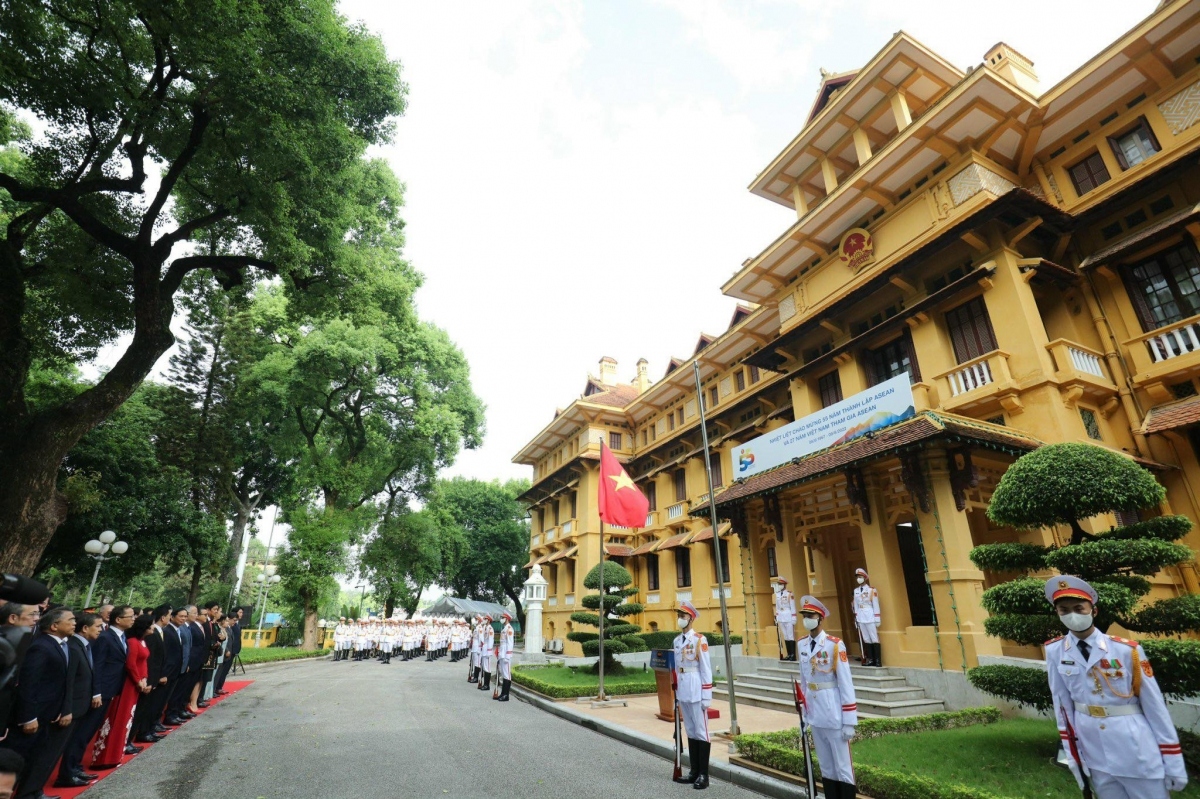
[1082,271,1149,457]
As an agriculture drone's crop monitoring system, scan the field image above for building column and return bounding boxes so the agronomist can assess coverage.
[856,471,907,663]
[912,449,1003,669]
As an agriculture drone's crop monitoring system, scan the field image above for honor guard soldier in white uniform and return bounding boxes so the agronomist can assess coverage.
[798,596,858,799]
[477,614,495,692]
[494,611,515,702]
[853,569,882,667]
[1045,576,1187,798]
[333,618,349,661]
[468,615,482,681]
[774,578,797,661]
[673,600,714,790]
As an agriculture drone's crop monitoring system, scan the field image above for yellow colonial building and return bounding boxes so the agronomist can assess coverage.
[516,0,1200,670]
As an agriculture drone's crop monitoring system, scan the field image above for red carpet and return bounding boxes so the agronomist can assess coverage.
[46,681,253,798]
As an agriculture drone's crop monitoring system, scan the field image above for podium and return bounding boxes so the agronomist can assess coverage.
[650,649,676,722]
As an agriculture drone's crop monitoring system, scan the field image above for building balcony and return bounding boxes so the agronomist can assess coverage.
[544,526,557,542]
[644,510,659,529]
[689,493,711,511]
[531,534,541,546]
[1124,315,1200,401]
[933,350,1021,414]
[666,502,687,521]
[562,519,575,536]
[1045,339,1119,403]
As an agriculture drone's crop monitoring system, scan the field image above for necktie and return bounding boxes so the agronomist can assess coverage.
[85,642,94,669]
[60,640,69,661]
[1078,640,1091,662]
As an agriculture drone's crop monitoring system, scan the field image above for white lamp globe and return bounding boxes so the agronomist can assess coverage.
[265,564,278,577]
[84,540,104,555]
[111,541,129,555]
[270,575,282,584]
[255,573,265,583]
[98,530,117,545]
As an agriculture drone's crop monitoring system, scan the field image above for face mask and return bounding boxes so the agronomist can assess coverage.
[802,617,819,631]
[856,577,865,584]
[677,617,689,630]
[1060,612,1094,633]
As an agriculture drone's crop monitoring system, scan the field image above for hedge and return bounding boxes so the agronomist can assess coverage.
[745,708,1001,747]
[735,732,1001,799]
[640,631,743,650]
[967,665,1052,712]
[510,668,656,699]
[238,647,330,664]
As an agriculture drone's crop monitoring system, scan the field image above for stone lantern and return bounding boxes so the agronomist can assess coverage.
[523,564,549,659]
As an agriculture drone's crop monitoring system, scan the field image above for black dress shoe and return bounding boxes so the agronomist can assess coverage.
[163,718,183,726]
[198,700,209,708]
[125,743,143,754]
[181,711,197,718]
[153,723,167,732]
[55,776,91,788]
[136,734,163,743]
[73,771,98,781]
[692,774,709,790]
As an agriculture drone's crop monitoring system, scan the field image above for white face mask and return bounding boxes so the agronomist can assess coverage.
[1060,612,1094,633]
[677,617,689,630]
[802,617,819,631]
[856,577,865,584]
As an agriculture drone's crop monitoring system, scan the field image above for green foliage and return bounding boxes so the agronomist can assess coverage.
[581,593,626,611]
[575,561,640,669]
[636,630,742,650]
[511,665,656,698]
[856,707,1002,739]
[582,638,629,657]
[980,578,1051,616]
[981,614,1063,647]
[1099,515,1192,542]
[967,665,1053,712]
[428,477,529,623]
[968,543,1052,573]
[986,443,1165,529]
[566,631,598,644]
[584,561,633,590]
[1044,538,1193,576]
[618,634,648,652]
[1124,594,1200,635]
[238,647,330,665]
[604,623,641,639]
[359,508,442,617]
[570,612,601,627]
[1142,639,1200,697]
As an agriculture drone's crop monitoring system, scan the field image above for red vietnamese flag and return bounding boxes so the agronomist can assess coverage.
[598,441,649,528]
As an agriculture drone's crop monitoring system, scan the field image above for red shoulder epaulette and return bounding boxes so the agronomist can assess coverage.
[1109,635,1139,648]
[827,635,841,644]
[1044,635,1064,646]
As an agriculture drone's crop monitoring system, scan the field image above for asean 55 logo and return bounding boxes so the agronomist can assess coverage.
[738,449,755,472]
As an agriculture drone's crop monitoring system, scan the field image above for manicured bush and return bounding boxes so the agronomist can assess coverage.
[574,562,642,672]
[970,443,1200,705]
[239,647,330,664]
[703,633,743,646]
[967,665,1052,712]
[618,634,648,652]
[511,665,656,698]
[637,630,742,651]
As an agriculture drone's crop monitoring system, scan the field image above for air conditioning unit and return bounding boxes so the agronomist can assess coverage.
[546,638,564,654]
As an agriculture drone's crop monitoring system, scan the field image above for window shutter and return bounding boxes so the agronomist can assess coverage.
[903,329,923,382]
[1121,266,1159,332]
[1108,135,1130,171]
[863,348,880,387]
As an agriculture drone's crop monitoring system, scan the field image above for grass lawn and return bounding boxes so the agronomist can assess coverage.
[512,664,658,697]
[853,718,1200,799]
[238,647,329,664]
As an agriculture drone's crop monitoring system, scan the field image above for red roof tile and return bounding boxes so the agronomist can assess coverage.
[546,545,578,562]
[656,532,692,551]
[585,383,640,408]
[630,538,660,556]
[1143,395,1200,434]
[604,544,634,558]
[688,522,731,543]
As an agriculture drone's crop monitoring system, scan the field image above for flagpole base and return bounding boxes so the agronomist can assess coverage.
[590,699,628,709]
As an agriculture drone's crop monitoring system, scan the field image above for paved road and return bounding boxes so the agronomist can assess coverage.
[83,655,766,799]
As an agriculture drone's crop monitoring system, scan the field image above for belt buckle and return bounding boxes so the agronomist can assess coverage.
[808,683,819,691]
[1087,705,1108,718]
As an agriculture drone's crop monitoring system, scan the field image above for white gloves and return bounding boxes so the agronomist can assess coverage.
[701,699,711,710]
[1167,775,1188,792]
[842,725,856,742]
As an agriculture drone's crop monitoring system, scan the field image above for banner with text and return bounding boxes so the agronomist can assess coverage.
[733,374,916,480]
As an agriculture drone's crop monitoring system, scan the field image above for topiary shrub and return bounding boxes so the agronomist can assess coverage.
[619,633,648,652]
[969,443,1200,705]
[571,561,643,673]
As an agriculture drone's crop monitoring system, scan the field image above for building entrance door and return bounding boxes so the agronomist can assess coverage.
[814,523,868,657]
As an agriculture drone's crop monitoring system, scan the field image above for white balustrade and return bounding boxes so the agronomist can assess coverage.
[676,591,693,602]
[647,592,660,604]
[1067,345,1105,377]
[667,503,685,520]
[946,359,994,396]
[711,586,731,599]
[1146,320,1200,362]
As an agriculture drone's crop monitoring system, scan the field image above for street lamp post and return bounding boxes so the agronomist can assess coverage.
[356,583,367,619]
[83,530,129,609]
[252,565,281,647]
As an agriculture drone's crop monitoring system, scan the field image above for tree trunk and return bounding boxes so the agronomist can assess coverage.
[221,497,257,586]
[504,587,525,632]
[301,593,320,650]
[187,559,203,604]
[0,438,71,574]
[384,593,395,619]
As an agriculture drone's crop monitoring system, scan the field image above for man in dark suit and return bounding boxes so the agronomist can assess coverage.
[183,606,209,714]
[164,608,191,725]
[213,607,243,695]
[55,612,102,789]
[132,606,169,743]
[2,608,75,799]
[63,604,133,778]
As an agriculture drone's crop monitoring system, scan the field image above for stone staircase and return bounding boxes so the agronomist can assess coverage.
[713,663,945,718]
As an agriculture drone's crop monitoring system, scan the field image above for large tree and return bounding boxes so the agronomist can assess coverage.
[359,498,442,619]
[967,443,1200,709]
[0,0,405,572]
[432,477,531,627]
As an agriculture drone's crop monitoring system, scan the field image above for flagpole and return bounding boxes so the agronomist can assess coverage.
[693,361,740,738]
[598,518,606,702]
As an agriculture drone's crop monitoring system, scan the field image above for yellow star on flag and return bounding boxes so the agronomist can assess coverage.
[608,470,636,492]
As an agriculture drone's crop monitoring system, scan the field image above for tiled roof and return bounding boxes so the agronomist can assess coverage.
[1143,394,1200,434]
[585,383,640,408]
[546,545,578,562]
[630,538,660,556]
[604,544,634,558]
[1080,202,1200,269]
[656,532,692,551]
[710,411,1041,507]
[688,522,731,543]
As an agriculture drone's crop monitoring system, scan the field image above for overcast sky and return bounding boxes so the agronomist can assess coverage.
[323,0,1150,487]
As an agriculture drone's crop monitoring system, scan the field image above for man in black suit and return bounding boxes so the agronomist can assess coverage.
[63,604,133,778]
[163,608,191,725]
[55,612,102,789]
[131,606,169,743]
[213,607,243,695]
[2,608,75,799]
